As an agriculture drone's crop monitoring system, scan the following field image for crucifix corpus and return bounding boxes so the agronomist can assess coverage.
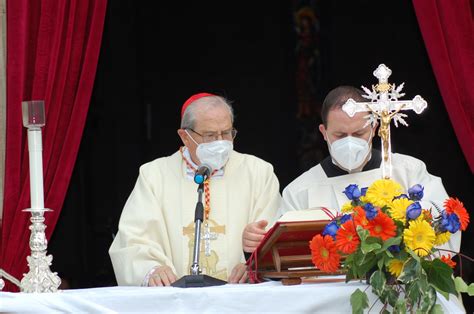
[342,64,428,179]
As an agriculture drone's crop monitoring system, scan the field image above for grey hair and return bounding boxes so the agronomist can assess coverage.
[180,95,235,129]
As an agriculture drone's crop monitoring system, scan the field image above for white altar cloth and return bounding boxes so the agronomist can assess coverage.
[1,280,466,313]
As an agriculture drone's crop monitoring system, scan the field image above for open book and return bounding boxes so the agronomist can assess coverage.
[247,208,344,284]
[277,208,338,222]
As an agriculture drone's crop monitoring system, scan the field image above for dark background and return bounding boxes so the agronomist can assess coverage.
[48,0,473,310]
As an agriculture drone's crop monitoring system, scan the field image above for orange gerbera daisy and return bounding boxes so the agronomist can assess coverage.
[444,198,470,231]
[353,206,369,229]
[335,221,360,254]
[309,234,341,273]
[421,209,433,222]
[367,211,397,241]
[440,254,457,269]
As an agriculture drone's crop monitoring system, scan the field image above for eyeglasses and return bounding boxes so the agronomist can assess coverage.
[187,128,237,143]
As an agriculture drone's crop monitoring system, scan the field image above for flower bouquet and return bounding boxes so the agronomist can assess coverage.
[309,179,473,313]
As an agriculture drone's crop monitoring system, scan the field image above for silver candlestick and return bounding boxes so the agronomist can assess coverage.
[20,100,61,293]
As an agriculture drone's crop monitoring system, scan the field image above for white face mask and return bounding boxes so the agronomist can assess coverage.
[185,130,233,170]
[196,140,233,170]
[327,131,372,171]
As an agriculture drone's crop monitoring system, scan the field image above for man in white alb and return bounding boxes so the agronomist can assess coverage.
[242,86,460,255]
[110,93,281,286]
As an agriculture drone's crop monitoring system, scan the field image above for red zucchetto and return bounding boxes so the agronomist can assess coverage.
[181,92,216,118]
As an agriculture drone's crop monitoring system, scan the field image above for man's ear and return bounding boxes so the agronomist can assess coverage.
[177,129,189,147]
[319,124,328,141]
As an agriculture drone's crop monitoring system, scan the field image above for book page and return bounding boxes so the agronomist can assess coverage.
[277,208,337,222]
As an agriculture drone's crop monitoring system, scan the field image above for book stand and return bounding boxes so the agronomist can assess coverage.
[247,220,345,285]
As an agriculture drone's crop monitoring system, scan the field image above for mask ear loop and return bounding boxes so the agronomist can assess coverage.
[184,129,200,146]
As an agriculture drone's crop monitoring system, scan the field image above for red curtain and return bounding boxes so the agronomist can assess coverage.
[413,0,474,173]
[0,0,107,291]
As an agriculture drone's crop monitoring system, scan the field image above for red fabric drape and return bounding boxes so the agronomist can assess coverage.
[413,0,474,173]
[1,0,107,291]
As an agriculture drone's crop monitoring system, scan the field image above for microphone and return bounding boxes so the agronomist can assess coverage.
[194,164,212,184]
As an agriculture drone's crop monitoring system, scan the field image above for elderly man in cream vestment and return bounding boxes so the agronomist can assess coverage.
[242,86,460,256]
[110,93,281,286]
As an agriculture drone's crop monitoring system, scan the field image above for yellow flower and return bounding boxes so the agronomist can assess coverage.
[388,259,404,277]
[403,220,436,257]
[389,198,413,224]
[341,201,353,213]
[435,232,451,246]
[365,179,404,207]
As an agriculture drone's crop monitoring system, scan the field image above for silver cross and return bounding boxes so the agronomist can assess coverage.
[202,222,218,256]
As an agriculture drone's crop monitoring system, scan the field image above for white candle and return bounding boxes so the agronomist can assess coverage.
[27,129,44,209]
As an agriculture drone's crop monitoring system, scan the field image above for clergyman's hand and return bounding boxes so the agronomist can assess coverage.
[148,265,177,287]
[242,220,268,253]
[228,263,248,284]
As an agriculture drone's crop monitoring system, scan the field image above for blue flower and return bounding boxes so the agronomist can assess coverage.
[339,214,352,224]
[406,202,422,220]
[408,184,424,201]
[388,245,401,253]
[393,194,408,200]
[364,203,378,220]
[343,184,361,200]
[440,212,461,233]
[361,187,368,196]
[322,221,339,239]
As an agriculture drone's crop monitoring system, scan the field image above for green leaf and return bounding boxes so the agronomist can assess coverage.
[348,250,375,279]
[344,252,354,264]
[384,250,394,258]
[361,238,382,254]
[350,289,369,314]
[399,258,421,284]
[356,226,369,242]
[406,281,422,306]
[429,304,444,314]
[345,270,355,283]
[386,288,399,307]
[419,286,437,313]
[432,283,449,300]
[352,249,364,266]
[377,255,385,270]
[375,236,402,254]
[405,273,439,310]
[352,249,365,264]
[343,254,356,272]
[406,248,421,263]
[381,286,399,307]
[380,204,390,214]
[422,259,457,297]
[357,255,377,278]
[454,276,468,293]
[370,270,386,297]
[454,276,474,296]
[393,299,407,314]
[418,272,430,289]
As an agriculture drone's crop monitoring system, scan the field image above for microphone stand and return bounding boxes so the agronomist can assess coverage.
[171,182,226,288]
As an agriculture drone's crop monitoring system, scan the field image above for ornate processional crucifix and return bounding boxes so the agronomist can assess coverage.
[342,64,428,179]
